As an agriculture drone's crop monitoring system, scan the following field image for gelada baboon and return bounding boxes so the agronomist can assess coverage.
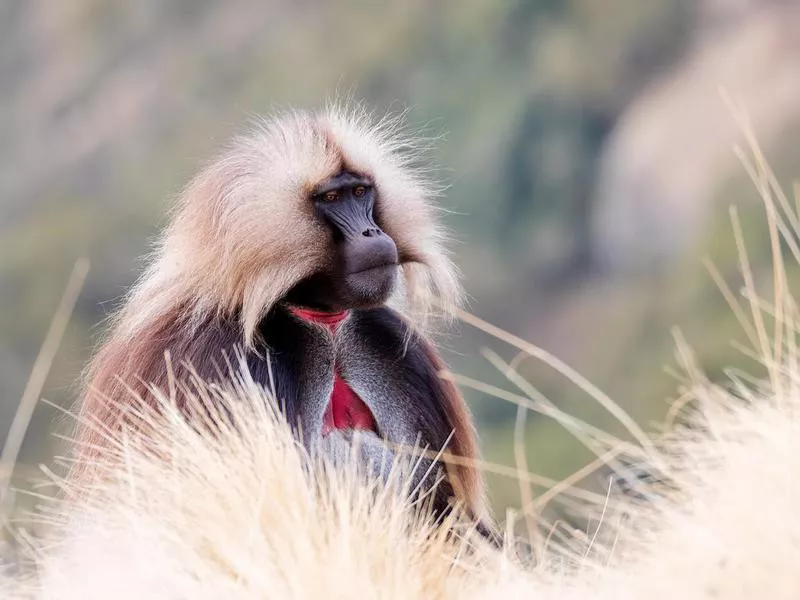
[76,105,490,530]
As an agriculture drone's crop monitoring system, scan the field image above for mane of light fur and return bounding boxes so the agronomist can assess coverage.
[115,104,460,349]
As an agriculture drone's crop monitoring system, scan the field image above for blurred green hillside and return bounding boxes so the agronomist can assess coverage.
[2,0,800,520]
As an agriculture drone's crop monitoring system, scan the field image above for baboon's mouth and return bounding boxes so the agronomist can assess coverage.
[345,262,398,277]
[321,374,378,436]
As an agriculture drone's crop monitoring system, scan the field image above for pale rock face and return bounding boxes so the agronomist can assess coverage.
[590,4,800,272]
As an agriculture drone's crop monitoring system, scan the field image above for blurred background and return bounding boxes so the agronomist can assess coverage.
[1,0,799,523]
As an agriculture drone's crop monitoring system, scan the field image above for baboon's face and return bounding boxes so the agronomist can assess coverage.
[285,170,399,311]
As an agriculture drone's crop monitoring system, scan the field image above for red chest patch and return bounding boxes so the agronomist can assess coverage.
[289,307,377,435]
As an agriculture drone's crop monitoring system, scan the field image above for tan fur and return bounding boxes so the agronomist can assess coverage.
[74,104,481,514]
[418,337,488,520]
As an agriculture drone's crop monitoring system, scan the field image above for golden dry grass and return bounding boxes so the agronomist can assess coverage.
[6,331,800,599]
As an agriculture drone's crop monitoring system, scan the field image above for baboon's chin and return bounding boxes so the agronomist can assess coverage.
[283,265,397,312]
[341,264,398,308]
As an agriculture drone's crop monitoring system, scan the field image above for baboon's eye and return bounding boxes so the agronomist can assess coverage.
[324,190,340,202]
[353,185,366,198]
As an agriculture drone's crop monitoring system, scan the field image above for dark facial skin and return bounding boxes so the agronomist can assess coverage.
[286,171,399,311]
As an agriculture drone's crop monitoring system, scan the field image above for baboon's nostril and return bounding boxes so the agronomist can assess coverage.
[362,228,381,238]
